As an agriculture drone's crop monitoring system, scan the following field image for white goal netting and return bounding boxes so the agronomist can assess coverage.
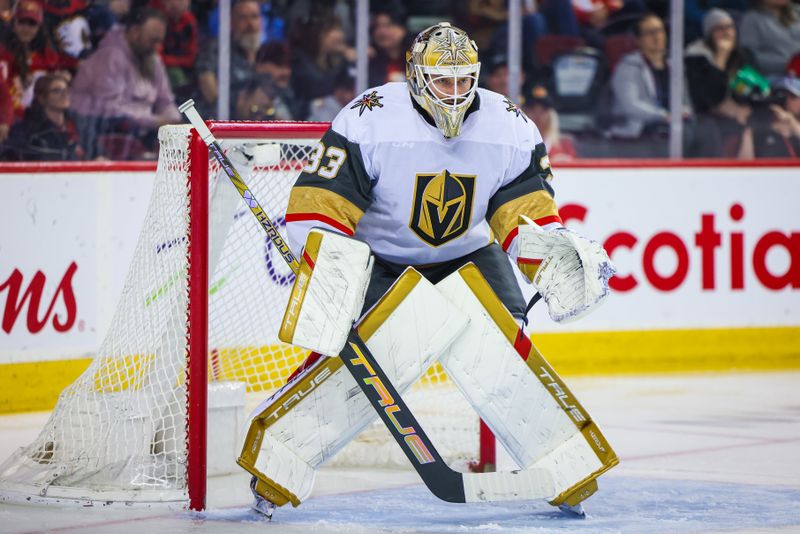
[0,123,482,507]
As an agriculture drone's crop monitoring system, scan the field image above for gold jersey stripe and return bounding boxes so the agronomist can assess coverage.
[488,190,559,248]
[286,186,365,234]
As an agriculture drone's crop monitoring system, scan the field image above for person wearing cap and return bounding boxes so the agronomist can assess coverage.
[747,76,800,158]
[739,0,800,77]
[521,85,577,161]
[685,8,755,158]
[0,0,67,122]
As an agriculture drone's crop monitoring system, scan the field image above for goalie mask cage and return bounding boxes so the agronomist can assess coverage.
[0,122,494,511]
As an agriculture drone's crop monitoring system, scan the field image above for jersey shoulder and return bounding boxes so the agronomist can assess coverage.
[470,88,543,150]
[331,82,411,143]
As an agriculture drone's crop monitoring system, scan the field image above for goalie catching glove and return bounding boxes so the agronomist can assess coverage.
[517,216,616,323]
[279,229,373,356]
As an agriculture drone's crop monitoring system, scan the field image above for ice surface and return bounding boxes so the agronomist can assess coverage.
[0,372,798,534]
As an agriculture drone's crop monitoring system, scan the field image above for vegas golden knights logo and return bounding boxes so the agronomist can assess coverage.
[409,170,476,247]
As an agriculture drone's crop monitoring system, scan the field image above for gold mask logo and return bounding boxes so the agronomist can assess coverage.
[410,170,475,246]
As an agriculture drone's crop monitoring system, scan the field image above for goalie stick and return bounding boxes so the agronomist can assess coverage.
[178,100,555,504]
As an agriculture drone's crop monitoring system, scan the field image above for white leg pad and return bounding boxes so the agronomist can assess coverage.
[435,264,616,502]
[246,268,469,503]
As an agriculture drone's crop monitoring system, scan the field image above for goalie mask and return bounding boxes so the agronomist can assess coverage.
[406,22,480,138]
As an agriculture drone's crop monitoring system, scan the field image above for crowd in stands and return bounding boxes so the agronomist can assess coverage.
[0,0,797,161]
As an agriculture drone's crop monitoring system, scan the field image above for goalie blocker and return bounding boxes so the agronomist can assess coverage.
[244,233,617,509]
[278,228,373,356]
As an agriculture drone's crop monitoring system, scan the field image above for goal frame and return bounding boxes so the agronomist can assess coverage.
[186,121,329,510]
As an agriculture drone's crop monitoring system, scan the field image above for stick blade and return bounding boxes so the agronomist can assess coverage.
[462,467,555,503]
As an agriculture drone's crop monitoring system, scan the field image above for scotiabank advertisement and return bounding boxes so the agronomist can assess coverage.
[528,165,800,332]
[0,164,798,363]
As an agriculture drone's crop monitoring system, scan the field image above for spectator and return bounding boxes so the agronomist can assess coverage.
[464,0,509,52]
[42,0,93,67]
[479,0,573,74]
[290,17,354,112]
[195,0,262,118]
[482,53,524,96]
[0,80,12,142]
[83,0,131,50]
[70,7,179,157]
[155,0,198,100]
[0,0,66,119]
[233,74,281,120]
[685,8,753,157]
[521,84,577,161]
[85,1,123,50]
[739,0,800,77]
[207,0,285,45]
[788,53,800,77]
[0,0,11,28]
[368,7,408,87]
[286,0,354,43]
[608,13,691,138]
[2,73,85,160]
[307,68,354,121]
[572,0,646,47]
[255,40,302,119]
[746,77,800,158]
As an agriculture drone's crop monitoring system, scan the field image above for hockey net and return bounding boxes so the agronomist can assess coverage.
[0,122,490,509]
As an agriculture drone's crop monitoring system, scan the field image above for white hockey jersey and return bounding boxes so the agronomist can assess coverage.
[286,82,561,265]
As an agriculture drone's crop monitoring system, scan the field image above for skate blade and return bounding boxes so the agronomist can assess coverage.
[251,498,275,521]
[558,502,586,518]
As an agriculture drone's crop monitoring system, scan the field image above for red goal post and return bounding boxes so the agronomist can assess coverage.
[185,121,331,509]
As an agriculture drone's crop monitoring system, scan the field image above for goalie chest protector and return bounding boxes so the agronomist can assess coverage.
[287,82,555,265]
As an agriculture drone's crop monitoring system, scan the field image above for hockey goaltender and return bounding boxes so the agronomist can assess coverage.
[231,22,619,520]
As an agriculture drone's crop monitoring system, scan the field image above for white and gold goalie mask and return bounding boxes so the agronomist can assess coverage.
[406,22,480,138]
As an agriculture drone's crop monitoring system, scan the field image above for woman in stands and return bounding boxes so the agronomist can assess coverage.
[289,17,354,114]
[0,0,67,121]
[685,8,755,158]
[2,73,85,160]
[739,0,800,77]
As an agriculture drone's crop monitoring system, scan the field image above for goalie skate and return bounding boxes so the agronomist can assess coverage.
[250,476,276,520]
[558,502,586,518]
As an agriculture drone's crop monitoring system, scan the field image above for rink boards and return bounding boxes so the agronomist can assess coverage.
[0,160,798,412]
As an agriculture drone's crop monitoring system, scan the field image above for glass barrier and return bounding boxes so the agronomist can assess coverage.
[0,0,797,161]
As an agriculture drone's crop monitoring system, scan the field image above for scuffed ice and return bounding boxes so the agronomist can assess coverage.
[199,476,800,534]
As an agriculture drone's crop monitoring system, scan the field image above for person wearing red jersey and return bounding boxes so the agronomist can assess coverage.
[0,0,68,120]
[153,0,198,98]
